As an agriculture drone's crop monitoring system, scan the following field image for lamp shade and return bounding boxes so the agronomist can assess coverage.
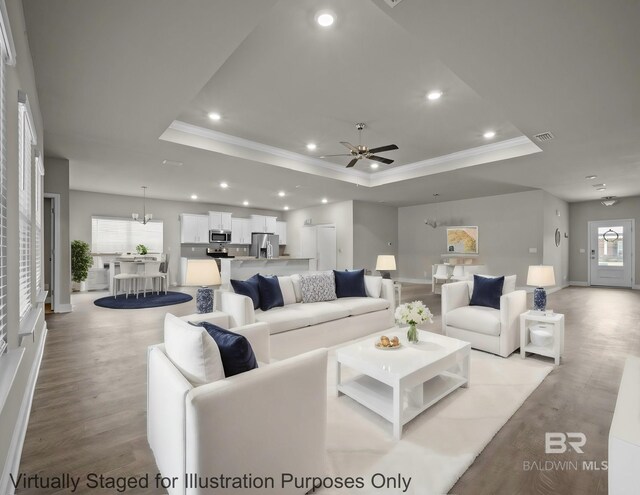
[376,255,396,271]
[185,259,221,286]
[526,265,556,287]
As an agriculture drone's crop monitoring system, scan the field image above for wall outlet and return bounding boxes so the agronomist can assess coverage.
[529,247,537,254]
[191,247,195,252]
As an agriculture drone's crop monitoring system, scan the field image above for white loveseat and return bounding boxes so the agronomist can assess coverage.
[218,275,395,359]
[441,275,527,357]
[147,312,328,495]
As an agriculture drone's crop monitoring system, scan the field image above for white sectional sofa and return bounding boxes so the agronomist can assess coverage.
[148,312,328,495]
[218,275,395,359]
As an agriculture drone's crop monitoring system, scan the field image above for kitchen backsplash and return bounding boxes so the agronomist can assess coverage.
[180,244,286,259]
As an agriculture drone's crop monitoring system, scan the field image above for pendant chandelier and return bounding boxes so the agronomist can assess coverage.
[132,186,153,224]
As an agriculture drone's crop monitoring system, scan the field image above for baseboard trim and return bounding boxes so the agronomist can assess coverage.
[1,323,48,495]
[569,281,589,287]
[54,303,72,313]
[394,277,430,284]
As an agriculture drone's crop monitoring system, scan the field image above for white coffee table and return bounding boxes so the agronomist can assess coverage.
[335,328,471,440]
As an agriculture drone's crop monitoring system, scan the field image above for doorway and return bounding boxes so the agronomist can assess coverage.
[43,193,61,311]
[588,219,635,288]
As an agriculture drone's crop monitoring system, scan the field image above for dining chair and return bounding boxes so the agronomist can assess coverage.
[113,261,140,299]
[142,261,166,296]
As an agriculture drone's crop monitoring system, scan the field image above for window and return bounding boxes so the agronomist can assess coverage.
[18,94,36,320]
[0,38,7,356]
[35,155,43,293]
[91,217,163,254]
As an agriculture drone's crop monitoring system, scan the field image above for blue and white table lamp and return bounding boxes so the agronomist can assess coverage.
[526,265,556,311]
[185,259,221,314]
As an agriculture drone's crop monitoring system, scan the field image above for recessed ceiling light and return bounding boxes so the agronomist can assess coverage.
[190,194,198,200]
[596,187,607,191]
[316,11,335,27]
[306,143,317,151]
[321,198,328,204]
[427,90,443,101]
[242,200,249,206]
[483,130,496,139]
[592,183,606,188]
[208,112,221,121]
[278,191,286,197]
[370,163,379,169]
[284,206,289,211]
[585,175,597,180]
[220,182,229,189]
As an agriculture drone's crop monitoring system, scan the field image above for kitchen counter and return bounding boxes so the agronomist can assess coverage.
[220,257,316,286]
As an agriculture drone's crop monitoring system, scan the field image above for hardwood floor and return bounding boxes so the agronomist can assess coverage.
[18,285,640,494]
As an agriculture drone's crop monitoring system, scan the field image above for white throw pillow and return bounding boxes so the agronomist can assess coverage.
[278,276,297,305]
[364,275,383,298]
[300,272,337,303]
[164,313,224,385]
[467,274,517,298]
[290,274,303,303]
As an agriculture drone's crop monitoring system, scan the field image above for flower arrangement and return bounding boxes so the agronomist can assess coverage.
[395,300,433,344]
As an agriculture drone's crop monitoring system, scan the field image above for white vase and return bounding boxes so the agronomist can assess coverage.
[79,280,88,292]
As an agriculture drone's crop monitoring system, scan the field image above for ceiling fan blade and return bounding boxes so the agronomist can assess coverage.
[369,155,394,165]
[340,141,358,152]
[346,158,359,168]
[319,154,352,158]
[368,144,399,154]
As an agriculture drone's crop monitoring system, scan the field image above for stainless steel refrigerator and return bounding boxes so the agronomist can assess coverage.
[250,233,279,258]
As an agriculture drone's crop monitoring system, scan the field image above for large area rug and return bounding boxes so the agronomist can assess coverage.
[320,349,553,494]
[93,291,192,309]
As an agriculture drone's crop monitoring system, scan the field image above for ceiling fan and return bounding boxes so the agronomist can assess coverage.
[320,123,398,168]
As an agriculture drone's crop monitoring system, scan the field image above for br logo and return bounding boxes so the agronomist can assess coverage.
[545,432,586,454]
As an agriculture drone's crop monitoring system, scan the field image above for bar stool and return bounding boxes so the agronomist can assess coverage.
[113,261,140,299]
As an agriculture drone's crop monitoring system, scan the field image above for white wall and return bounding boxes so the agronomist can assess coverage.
[285,201,354,270]
[569,196,640,284]
[542,191,570,288]
[398,191,548,286]
[353,201,398,274]
[69,190,282,285]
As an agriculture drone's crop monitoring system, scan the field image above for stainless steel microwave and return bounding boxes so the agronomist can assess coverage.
[210,230,232,243]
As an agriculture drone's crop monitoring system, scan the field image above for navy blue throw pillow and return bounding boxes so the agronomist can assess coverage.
[257,274,284,311]
[333,269,367,298]
[230,274,260,310]
[197,322,258,377]
[470,275,504,310]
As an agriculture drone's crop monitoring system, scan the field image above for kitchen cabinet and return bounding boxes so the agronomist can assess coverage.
[250,215,277,233]
[180,214,209,244]
[209,211,232,231]
[276,221,287,245]
[231,218,251,244]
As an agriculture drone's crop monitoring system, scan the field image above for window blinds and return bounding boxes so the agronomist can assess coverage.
[0,50,7,355]
[18,99,34,320]
[91,217,163,254]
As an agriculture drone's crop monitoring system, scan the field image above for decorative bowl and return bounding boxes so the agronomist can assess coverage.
[530,325,553,347]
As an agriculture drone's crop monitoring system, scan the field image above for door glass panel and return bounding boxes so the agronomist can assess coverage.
[598,226,624,266]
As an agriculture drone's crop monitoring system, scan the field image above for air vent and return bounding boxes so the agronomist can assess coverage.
[534,131,555,142]
[162,159,183,167]
[383,0,406,7]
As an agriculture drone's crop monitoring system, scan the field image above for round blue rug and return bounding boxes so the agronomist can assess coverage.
[94,291,193,309]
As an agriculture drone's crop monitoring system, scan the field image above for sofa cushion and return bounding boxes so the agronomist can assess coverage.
[254,306,311,335]
[300,272,337,303]
[164,313,224,385]
[445,306,502,336]
[470,275,504,310]
[364,275,382,298]
[328,297,390,316]
[334,269,367,298]
[468,274,516,297]
[290,274,303,303]
[231,274,260,310]
[278,276,297,305]
[198,322,258,377]
[292,301,349,325]
[257,274,284,311]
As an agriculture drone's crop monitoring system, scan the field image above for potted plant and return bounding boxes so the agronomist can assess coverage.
[71,240,93,292]
[136,244,148,255]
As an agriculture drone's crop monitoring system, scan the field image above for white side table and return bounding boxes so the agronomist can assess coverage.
[520,311,565,365]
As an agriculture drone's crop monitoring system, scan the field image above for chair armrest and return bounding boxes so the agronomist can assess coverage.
[499,290,528,355]
[442,282,470,317]
[231,322,270,364]
[381,279,395,307]
[179,311,230,329]
[185,349,328,486]
[219,291,256,327]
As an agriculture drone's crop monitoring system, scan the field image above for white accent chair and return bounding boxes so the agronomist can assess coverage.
[147,312,329,495]
[441,275,527,357]
[142,261,166,296]
[113,261,140,298]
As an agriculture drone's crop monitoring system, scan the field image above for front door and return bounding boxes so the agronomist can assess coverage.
[589,219,634,287]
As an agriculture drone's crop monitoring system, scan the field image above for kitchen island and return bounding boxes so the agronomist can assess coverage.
[220,257,315,286]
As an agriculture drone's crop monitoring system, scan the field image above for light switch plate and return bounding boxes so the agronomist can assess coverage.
[580,248,586,254]
[529,247,537,254]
